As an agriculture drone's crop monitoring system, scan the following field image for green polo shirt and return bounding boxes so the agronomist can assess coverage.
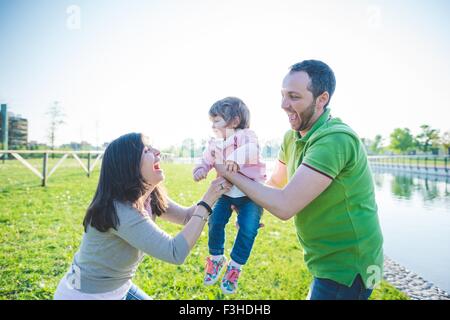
[278,108,383,288]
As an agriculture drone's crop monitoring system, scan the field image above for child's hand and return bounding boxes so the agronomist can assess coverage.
[225,160,240,173]
[193,169,207,182]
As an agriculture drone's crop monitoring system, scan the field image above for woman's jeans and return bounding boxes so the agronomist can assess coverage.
[307,274,373,300]
[208,195,263,265]
[124,283,152,300]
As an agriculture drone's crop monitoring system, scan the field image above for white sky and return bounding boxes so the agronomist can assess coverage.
[0,0,449,148]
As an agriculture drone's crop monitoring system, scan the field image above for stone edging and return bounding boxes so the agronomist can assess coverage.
[383,255,450,300]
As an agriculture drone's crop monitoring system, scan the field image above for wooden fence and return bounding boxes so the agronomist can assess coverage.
[0,150,104,186]
[0,150,175,187]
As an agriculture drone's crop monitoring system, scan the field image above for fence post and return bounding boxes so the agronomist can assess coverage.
[42,152,48,186]
[87,153,91,178]
[1,104,8,164]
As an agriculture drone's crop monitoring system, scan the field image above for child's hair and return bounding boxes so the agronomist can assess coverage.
[209,97,250,129]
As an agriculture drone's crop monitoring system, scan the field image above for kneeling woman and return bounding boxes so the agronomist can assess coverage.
[54,132,231,300]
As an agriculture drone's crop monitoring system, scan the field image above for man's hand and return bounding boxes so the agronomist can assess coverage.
[225,160,240,173]
[193,168,207,182]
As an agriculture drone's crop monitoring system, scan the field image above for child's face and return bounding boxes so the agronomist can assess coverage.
[210,116,234,138]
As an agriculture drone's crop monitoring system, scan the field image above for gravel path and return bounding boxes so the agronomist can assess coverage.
[384,255,450,300]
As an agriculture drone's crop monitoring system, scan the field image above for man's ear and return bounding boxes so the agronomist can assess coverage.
[315,91,330,109]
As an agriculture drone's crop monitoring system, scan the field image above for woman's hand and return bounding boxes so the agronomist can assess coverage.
[201,177,232,207]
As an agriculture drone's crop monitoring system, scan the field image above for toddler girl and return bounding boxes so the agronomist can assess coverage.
[193,97,266,294]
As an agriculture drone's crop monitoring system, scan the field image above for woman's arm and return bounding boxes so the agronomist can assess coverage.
[114,178,232,265]
[179,178,231,249]
[160,198,196,225]
[216,163,332,221]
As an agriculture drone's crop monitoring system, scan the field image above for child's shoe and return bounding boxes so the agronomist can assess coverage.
[220,264,241,294]
[204,256,227,286]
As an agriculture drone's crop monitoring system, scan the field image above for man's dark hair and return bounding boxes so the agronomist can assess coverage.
[289,60,336,108]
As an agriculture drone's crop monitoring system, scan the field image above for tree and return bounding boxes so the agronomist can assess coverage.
[180,138,195,158]
[46,101,66,152]
[389,128,414,154]
[261,139,281,158]
[415,124,440,153]
[370,135,384,154]
[361,135,384,155]
[440,131,450,155]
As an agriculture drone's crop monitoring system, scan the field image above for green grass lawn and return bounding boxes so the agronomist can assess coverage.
[0,159,408,300]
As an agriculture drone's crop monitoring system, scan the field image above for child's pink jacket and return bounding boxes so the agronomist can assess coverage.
[193,129,266,183]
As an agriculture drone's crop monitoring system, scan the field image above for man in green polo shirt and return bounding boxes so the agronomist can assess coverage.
[215,59,383,300]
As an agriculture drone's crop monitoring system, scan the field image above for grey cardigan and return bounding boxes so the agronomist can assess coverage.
[66,200,190,294]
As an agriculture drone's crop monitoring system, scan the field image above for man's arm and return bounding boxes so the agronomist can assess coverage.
[217,163,332,221]
[160,198,196,225]
[266,160,288,188]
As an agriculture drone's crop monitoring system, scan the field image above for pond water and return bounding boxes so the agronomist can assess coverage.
[372,167,450,292]
[265,160,450,292]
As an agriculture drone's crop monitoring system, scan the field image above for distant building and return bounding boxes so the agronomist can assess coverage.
[0,112,28,148]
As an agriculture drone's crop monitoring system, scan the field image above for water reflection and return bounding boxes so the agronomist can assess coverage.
[371,166,450,292]
[372,167,450,206]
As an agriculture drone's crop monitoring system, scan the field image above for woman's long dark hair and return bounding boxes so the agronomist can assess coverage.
[83,132,168,232]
